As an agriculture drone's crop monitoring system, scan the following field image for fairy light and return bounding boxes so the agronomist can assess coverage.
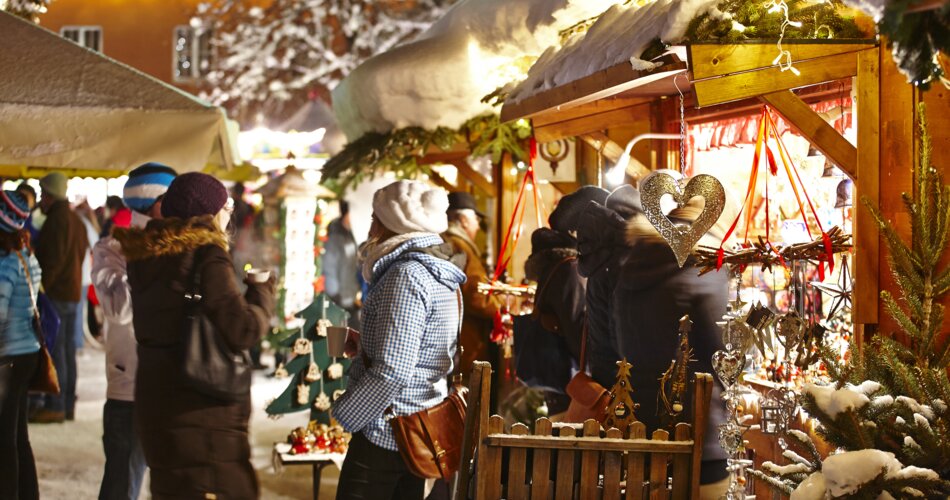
[766,0,802,76]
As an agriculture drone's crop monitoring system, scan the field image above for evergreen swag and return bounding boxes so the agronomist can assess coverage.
[752,103,950,498]
[684,0,866,43]
[877,0,950,89]
[320,114,532,193]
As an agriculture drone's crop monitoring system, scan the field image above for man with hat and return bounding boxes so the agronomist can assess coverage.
[31,172,89,423]
[442,192,502,379]
[92,162,176,500]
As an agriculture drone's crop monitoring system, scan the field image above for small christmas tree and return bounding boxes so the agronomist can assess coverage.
[753,103,950,498]
[604,359,640,432]
[266,293,352,425]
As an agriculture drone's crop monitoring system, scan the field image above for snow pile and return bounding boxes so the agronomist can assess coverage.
[841,0,886,20]
[804,381,880,418]
[332,0,621,140]
[824,450,902,496]
[790,471,828,500]
[505,0,720,104]
[762,461,811,475]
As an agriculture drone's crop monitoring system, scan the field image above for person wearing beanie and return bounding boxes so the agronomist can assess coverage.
[0,190,44,499]
[442,192,501,382]
[113,172,275,499]
[613,187,739,499]
[334,180,466,499]
[91,162,177,500]
[548,185,609,234]
[32,172,89,424]
[518,223,587,417]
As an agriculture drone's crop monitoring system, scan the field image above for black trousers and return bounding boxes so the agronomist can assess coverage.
[0,352,39,500]
[336,433,424,500]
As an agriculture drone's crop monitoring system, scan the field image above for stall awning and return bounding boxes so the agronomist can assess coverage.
[0,11,238,174]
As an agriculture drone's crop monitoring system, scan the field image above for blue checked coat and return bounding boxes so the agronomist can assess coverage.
[332,235,466,451]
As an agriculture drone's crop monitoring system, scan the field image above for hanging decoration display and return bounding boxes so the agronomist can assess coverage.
[265,293,352,425]
[658,315,695,425]
[641,172,726,267]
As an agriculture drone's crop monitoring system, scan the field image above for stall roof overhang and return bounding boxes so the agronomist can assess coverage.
[0,11,238,174]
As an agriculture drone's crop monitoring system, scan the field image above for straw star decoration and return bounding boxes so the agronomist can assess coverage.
[810,255,853,320]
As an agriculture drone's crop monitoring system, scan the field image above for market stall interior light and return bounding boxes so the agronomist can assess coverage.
[606,133,681,187]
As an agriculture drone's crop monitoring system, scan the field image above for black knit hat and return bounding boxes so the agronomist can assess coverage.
[549,186,609,233]
[160,172,228,219]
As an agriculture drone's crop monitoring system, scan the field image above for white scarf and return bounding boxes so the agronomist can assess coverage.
[360,231,434,283]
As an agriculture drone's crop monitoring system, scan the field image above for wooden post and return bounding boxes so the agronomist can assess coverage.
[853,47,881,332]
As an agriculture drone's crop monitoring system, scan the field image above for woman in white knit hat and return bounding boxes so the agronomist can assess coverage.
[334,180,466,499]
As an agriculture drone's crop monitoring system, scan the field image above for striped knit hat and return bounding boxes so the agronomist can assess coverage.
[123,162,178,214]
[0,190,30,233]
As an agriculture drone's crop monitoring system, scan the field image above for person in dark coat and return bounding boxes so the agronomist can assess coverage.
[115,173,275,499]
[323,200,361,329]
[612,193,737,499]
[576,185,642,389]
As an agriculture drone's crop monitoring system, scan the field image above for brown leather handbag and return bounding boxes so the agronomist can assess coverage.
[16,251,60,395]
[365,291,468,479]
[563,321,610,423]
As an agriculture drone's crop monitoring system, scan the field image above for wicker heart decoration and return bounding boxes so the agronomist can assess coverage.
[641,173,726,267]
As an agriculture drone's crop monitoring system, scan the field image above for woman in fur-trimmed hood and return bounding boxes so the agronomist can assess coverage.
[114,173,275,500]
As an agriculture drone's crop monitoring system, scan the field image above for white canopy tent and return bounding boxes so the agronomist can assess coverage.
[0,10,238,177]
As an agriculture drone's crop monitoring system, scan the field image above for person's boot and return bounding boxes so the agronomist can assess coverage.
[29,409,65,423]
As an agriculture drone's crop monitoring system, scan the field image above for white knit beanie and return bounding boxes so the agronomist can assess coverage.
[372,180,449,235]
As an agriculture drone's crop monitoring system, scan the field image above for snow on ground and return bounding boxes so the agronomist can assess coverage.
[331,0,621,141]
[31,348,335,499]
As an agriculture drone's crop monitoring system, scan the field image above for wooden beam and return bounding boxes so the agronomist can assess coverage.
[691,51,859,108]
[451,159,494,197]
[760,90,857,179]
[534,99,653,143]
[853,48,881,326]
[531,96,655,128]
[688,42,874,81]
[551,181,582,195]
[500,55,687,123]
[420,150,470,165]
[579,132,652,180]
[427,168,455,191]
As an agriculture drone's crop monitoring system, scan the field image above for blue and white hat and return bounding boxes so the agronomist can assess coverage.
[123,162,178,214]
[0,190,30,233]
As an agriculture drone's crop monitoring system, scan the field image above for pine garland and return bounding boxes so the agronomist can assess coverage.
[878,0,950,89]
[320,114,532,193]
[684,0,867,43]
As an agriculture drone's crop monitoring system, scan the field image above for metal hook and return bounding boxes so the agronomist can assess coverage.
[672,71,685,99]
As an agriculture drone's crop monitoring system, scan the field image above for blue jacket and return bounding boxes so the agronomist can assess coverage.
[0,249,43,358]
[333,235,466,451]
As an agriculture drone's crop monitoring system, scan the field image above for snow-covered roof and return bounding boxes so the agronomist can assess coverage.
[504,0,719,105]
[0,11,236,172]
[331,0,623,142]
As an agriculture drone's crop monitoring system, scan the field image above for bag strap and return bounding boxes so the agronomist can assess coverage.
[450,289,463,387]
[578,319,589,374]
[14,250,45,346]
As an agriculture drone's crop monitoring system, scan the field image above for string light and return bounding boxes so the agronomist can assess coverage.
[766,0,802,76]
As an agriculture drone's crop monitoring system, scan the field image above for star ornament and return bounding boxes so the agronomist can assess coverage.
[810,255,853,320]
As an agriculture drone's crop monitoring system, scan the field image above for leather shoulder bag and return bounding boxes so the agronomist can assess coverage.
[181,246,253,402]
[16,250,60,395]
[364,290,468,480]
[564,320,611,424]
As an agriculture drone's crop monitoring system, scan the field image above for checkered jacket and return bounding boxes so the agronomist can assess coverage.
[332,235,466,451]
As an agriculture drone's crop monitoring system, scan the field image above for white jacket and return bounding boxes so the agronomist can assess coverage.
[92,236,136,401]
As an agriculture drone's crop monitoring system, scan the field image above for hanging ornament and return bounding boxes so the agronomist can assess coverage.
[640,173,726,267]
[809,254,853,320]
[760,388,798,436]
[293,338,312,355]
[304,362,321,383]
[604,359,640,431]
[313,391,332,412]
[332,389,346,401]
[775,312,805,350]
[316,318,332,337]
[326,359,344,380]
[712,349,745,387]
[296,383,310,405]
[273,363,289,379]
[659,315,694,422]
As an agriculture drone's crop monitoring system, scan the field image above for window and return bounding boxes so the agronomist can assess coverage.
[61,26,102,52]
[173,26,213,82]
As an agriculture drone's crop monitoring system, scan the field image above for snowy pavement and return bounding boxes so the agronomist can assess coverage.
[30,347,340,499]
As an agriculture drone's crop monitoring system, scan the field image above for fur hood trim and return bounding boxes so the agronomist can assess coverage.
[524,247,579,282]
[114,216,229,261]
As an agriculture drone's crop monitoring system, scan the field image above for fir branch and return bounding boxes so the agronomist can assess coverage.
[749,469,795,494]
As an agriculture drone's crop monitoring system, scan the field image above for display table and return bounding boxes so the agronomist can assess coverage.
[272,443,346,500]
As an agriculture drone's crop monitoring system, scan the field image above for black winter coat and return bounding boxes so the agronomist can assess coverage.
[612,228,729,483]
[524,229,585,361]
[116,217,275,499]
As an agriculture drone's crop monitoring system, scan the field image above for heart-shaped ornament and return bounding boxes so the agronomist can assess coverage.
[718,421,746,453]
[712,349,745,387]
[641,173,726,267]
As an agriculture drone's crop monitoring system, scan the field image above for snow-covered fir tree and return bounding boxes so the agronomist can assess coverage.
[194,0,457,124]
[753,103,950,499]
